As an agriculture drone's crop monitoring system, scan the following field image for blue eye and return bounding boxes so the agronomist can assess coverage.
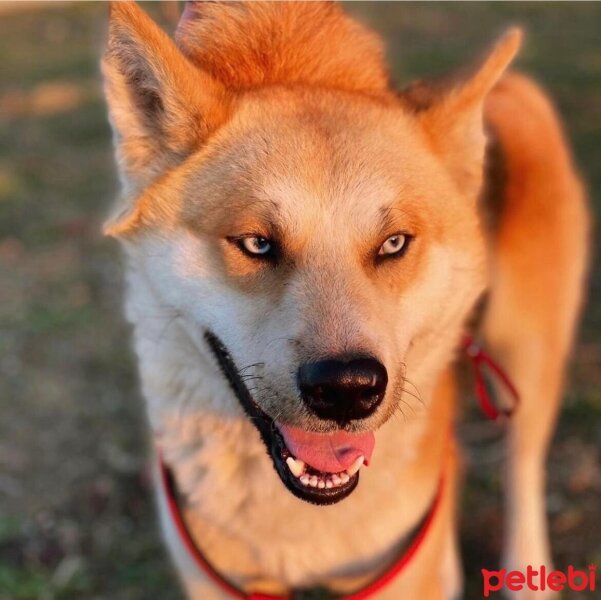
[237,236,273,257]
[378,234,408,257]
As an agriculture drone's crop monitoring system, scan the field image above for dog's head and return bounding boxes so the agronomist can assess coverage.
[102,2,520,504]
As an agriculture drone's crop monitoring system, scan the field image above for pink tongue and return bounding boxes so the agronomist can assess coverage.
[278,425,375,473]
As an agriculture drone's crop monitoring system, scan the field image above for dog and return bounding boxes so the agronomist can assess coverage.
[101,2,589,598]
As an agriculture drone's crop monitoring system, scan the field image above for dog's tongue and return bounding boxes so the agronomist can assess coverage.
[278,425,375,473]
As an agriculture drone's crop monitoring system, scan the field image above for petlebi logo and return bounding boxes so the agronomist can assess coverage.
[482,565,597,597]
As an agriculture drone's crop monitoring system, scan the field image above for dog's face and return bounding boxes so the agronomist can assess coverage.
[103,3,519,504]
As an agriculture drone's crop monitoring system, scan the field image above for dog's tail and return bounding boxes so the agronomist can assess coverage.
[483,72,589,342]
[486,73,586,212]
[175,1,390,93]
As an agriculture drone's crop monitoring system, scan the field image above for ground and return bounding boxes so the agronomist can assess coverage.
[0,3,599,599]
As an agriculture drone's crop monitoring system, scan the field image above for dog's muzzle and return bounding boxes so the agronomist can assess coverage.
[204,331,374,505]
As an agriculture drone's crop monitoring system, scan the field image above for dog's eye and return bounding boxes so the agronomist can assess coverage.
[237,236,274,258]
[378,234,409,258]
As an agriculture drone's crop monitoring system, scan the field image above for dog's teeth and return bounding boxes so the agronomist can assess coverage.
[295,463,354,490]
[346,455,365,477]
[286,457,305,478]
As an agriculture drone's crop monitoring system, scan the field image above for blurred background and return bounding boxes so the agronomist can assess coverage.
[1,2,599,599]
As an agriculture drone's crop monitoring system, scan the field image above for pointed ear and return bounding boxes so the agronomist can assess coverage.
[102,1,230,192]
[412,29,522,198]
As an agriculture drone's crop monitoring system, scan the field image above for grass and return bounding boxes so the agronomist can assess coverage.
[1,3,599,599]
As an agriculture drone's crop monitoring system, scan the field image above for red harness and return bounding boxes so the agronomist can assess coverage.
[158,336,518,599]
[462,335,520,421]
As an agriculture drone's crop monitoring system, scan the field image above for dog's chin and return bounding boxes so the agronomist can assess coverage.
[204,331,360,506]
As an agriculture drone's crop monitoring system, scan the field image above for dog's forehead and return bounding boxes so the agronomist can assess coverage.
[184,89,447,231]
[238,90,430,193]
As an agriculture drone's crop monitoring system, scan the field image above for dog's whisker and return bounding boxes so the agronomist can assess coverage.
[240,375,264,382]
[239,362,266,373]
[402,377,424,405]
[400,388,423,407]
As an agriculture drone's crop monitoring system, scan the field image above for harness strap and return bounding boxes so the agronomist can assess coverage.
[462,335,520,421]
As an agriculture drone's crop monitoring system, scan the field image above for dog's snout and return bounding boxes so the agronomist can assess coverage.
[297,357,388,424]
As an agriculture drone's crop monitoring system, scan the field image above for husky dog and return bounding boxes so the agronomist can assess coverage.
[102,2,588,598]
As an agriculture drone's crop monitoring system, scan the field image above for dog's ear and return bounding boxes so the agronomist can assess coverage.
[102,1,230,195]
[409,29,522,198]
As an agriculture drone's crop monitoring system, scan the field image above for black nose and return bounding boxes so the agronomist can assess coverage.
[297,357,388,424]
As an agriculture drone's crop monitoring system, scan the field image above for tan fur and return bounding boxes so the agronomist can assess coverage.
[175,1,390,93]
[102,3,588,599]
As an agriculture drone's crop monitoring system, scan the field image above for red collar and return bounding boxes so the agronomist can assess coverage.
[158,457,445,600]
[157,336,518,599]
